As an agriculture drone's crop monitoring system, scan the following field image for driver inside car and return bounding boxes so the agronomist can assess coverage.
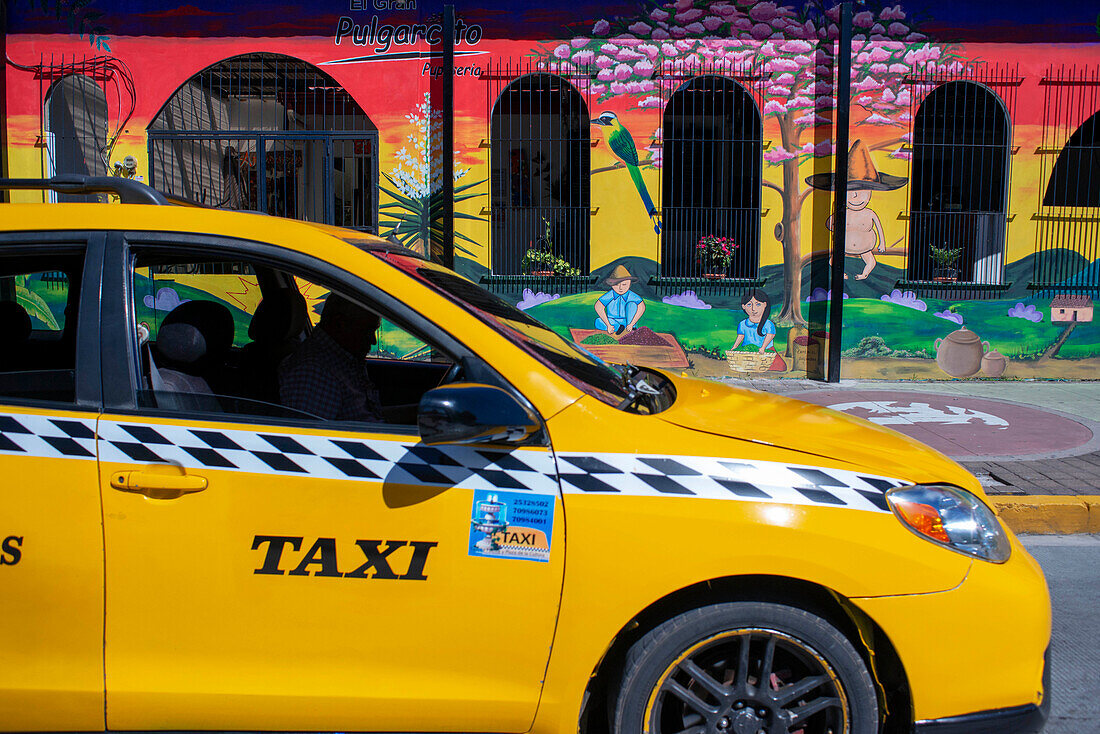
[278,294,384,422]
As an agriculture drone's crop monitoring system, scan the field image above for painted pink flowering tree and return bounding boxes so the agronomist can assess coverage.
[539,0,966,324]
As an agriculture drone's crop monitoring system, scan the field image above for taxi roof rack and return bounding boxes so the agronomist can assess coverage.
[0,175,169,205]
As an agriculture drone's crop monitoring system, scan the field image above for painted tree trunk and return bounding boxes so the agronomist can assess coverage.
[1039,321,1077,361]
[776,113,807,326]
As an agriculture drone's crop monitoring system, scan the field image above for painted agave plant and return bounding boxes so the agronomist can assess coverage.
[378,173,486,261]
[378,93,487,261]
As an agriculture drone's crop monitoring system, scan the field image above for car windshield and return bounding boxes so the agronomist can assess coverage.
[367,250,673,412]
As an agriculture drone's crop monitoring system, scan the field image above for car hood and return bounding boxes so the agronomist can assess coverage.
[659,376,976,489]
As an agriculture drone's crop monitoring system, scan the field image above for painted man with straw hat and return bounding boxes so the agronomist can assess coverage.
[594,264,646,335]
[806,139,907,280]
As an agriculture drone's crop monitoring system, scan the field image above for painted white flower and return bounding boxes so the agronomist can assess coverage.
[387,93,468,199]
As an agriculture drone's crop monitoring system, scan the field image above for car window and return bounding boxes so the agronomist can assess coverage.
[369,253,675,414]
[373,254,639,403]
[293,277,434,364]
[134,262,257,347]
[129,250,454,428]
[0,251,85,404]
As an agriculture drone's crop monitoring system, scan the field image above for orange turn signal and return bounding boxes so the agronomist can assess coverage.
[892,500,951,543]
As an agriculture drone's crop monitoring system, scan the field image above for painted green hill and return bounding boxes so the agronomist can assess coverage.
[841,296,1100,360]
[526,291,748,353]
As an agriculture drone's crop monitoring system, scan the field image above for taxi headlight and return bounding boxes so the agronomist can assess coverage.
[886,484,1011,563]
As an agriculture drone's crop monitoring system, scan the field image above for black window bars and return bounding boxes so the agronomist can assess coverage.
[1033,64,1100,292]
[14,53,135,203]
[659,71,763,282]
[146,53,379,233]
[487,62,592,283]
[484,58,766,293]
[902,64,1020,295]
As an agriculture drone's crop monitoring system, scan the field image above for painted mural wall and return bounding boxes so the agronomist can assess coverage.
[4,0,1099,381]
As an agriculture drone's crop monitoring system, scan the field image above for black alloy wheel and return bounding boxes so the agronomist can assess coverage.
[614,602,879,734]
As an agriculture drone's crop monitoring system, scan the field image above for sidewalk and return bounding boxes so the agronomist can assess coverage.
[720,377,1100,534]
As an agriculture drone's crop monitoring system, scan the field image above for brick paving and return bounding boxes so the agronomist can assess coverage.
[965,452,1100,496]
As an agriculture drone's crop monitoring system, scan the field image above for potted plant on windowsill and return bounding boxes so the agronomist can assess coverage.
[929,243,963,283]
[520,217,581,277]
[695,234,738,279]
[520,249,581,277]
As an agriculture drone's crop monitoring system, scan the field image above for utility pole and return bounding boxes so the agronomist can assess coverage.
[439,4,455,269]
[827,2,853,383]
[1,0,9,200]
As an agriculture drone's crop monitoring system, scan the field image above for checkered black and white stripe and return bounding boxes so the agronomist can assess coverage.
[0,412,907,512]
[555,452,906,514]
[95,420,562,495]
[0,412,560,495]
[0,413,98,459]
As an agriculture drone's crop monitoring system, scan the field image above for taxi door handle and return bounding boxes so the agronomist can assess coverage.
[110,471,208,500]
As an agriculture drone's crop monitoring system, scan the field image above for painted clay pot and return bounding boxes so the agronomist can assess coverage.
[934,327,989,378]
[981,350,1008,378]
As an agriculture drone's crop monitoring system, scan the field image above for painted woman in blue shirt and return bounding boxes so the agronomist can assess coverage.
[732,289,775,351]
[731,289,786,371]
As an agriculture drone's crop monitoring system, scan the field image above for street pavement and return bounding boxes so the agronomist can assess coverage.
[1021,534,1100,734]
[720,377,1100,533]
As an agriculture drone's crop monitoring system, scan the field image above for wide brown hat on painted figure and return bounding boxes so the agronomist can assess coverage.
[804,139,908,191]
[605,264,638,285]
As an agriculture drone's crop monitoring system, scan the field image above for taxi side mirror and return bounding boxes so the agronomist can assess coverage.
[417,383,542,446]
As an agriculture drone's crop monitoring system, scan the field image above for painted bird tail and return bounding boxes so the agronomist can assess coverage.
[628,164,662,234]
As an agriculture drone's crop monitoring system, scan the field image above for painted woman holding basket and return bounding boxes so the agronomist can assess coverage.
[731,289,786,371]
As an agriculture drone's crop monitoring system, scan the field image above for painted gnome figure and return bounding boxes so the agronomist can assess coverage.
[806,140,907,280]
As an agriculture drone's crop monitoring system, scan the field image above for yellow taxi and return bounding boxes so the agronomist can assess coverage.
[1,177,1049,734]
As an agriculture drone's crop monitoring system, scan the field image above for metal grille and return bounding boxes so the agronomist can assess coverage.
[904,66,1020,289]
[1033,64,1100,290]
[147,53,377,231]
[487,61,592,278]
[657,67,764,280]
[21,53,137,201]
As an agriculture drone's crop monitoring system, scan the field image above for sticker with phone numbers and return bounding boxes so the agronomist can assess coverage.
[469,489,554,562]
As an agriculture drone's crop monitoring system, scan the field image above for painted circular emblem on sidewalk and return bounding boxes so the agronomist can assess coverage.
[792,391,1094,459]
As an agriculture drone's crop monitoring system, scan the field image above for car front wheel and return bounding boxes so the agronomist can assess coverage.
[613,602,879,734]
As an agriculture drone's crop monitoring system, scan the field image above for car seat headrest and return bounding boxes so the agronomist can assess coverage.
[248,291,308,343]
[0,301,32,343]
[156,322,207,364]
[161,300,235,359]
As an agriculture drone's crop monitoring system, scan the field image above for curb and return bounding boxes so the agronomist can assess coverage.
[991,496,1100,535]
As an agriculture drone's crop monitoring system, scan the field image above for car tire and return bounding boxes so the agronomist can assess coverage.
[613,602,878,734]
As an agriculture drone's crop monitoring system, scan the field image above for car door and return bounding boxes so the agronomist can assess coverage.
[0,233,106,730]
[96,233,565,732]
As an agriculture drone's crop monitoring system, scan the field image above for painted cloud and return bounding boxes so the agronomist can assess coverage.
[1007,302,1043,323]
[662,290,711,309]
[143,287,189,312]
[806,287,848,302]
[880,289,927,311]
[517,289,560,310]
[934,309,964,325]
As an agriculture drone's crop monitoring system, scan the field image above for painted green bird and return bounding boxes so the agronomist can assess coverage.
[592,111,662,234]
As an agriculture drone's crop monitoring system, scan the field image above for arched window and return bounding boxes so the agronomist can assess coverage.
[908,81,1011,283]
[662,75,761,278]
[44,74,108,201]
[1044,109,1100,207]
[148,53,377,231]
[490,74,590,276]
